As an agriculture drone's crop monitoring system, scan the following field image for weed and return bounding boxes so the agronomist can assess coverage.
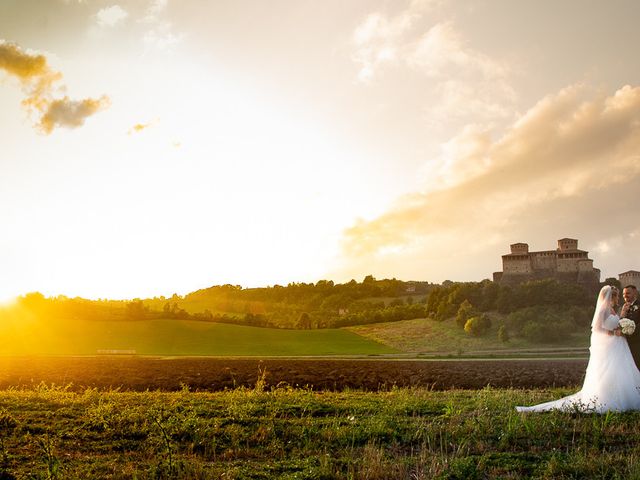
[31,434,61,480]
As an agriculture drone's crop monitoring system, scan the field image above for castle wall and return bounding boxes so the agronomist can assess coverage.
[557,253,588,273]
[531,252,556,270]
[557,258,578,273]
[503,256,532,274]
[577,259,593,272]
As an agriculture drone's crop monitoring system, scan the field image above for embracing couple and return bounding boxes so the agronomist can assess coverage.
[517,284,640,413]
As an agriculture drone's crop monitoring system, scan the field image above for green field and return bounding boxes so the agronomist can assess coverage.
[347,317,591,355]
[0,318,397,356]
[1,384,640,479]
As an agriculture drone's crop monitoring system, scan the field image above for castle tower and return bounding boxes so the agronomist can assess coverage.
[510,243,529,254]
[620,271,640,289]
[557,238,579,251]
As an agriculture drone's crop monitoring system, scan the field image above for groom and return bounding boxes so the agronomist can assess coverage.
[621,285,640,370]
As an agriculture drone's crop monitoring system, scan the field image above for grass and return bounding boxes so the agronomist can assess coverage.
[0,318,397,356]
[347,317,591,355]
[2,383,640,479]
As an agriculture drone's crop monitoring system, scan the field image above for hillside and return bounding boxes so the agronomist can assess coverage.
[0,317,397,356]
[2,277,606,356]
[347,316,591,355]
[142,277,434,328]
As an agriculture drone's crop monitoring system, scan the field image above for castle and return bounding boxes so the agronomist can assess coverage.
[493,238,601,288]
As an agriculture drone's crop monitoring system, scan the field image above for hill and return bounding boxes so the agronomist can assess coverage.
[2,277,607,355]
[0,316,397,356]
[347,316,591,355]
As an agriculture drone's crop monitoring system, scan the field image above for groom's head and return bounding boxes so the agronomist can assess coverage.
[623,285,638,304]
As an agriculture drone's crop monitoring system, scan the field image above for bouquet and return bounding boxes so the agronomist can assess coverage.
[619,318,636,336]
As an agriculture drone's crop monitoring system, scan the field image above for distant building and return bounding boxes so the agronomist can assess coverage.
[493,238,601,288]
[620,271,640,289]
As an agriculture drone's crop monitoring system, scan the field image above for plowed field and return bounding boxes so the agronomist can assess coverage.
[0,356,587,391]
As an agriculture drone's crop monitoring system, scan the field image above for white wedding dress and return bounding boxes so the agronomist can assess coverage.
[517,285,640,413]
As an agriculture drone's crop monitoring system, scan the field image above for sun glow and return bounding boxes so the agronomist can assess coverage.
[0,57,383,301]
[0,295,18,308]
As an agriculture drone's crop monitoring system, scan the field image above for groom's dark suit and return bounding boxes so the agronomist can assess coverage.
[623,299,640,370]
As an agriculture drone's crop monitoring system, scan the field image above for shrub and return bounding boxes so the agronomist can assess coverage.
[464,315,492,337]
[568,305,592,327]
[497,325,509,343]
[521,320,548,342]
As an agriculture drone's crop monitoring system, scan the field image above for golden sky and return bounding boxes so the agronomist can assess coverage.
[1,0,639,300]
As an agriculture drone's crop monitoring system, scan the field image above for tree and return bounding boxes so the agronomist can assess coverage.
[603,277,622,290]
[455,300,474,329]
[297,312,312,329]
[496,287,515,313]
[125,300,147,320]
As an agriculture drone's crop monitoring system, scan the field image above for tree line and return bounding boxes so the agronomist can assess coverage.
[6,276,614,343]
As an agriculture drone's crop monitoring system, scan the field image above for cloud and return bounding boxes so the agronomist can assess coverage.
[129,123,150,134]
[408,23,508,79]
[143,0,168,22]
[336,85,640,281]
[352,4,515,127]
[39,96,110,134]
[352,2,431,82]
[0,40,108,133]
[143,24,183,50]
[0,42,50,79]
[140,0,183,50]
[127,120,158,135]
[95,5,129,28]
[409,23,515,121]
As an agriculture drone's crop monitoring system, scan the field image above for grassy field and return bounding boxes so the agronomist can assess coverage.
[347,317,591,355]
[0,318,397,356]
[1,383,640,479]
[0,312,593,357]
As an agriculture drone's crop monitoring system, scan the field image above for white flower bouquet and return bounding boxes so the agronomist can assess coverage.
[619,318,636,335]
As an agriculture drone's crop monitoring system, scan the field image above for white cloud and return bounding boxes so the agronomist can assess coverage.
[143,22,183,50]
[352,3,429,82]
[408,22,510,81]
[352,5,516,128]
[139,0,183,51]
[95,5,129,28]
[143,0,168,23]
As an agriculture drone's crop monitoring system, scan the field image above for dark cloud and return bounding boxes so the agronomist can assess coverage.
[0,40,109,133]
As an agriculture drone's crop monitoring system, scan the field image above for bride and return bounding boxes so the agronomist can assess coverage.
[516,285,640,413]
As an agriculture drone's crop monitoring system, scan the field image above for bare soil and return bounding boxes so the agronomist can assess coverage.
[0,356,587,391]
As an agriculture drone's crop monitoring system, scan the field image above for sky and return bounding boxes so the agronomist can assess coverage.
[1,0,639,301]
